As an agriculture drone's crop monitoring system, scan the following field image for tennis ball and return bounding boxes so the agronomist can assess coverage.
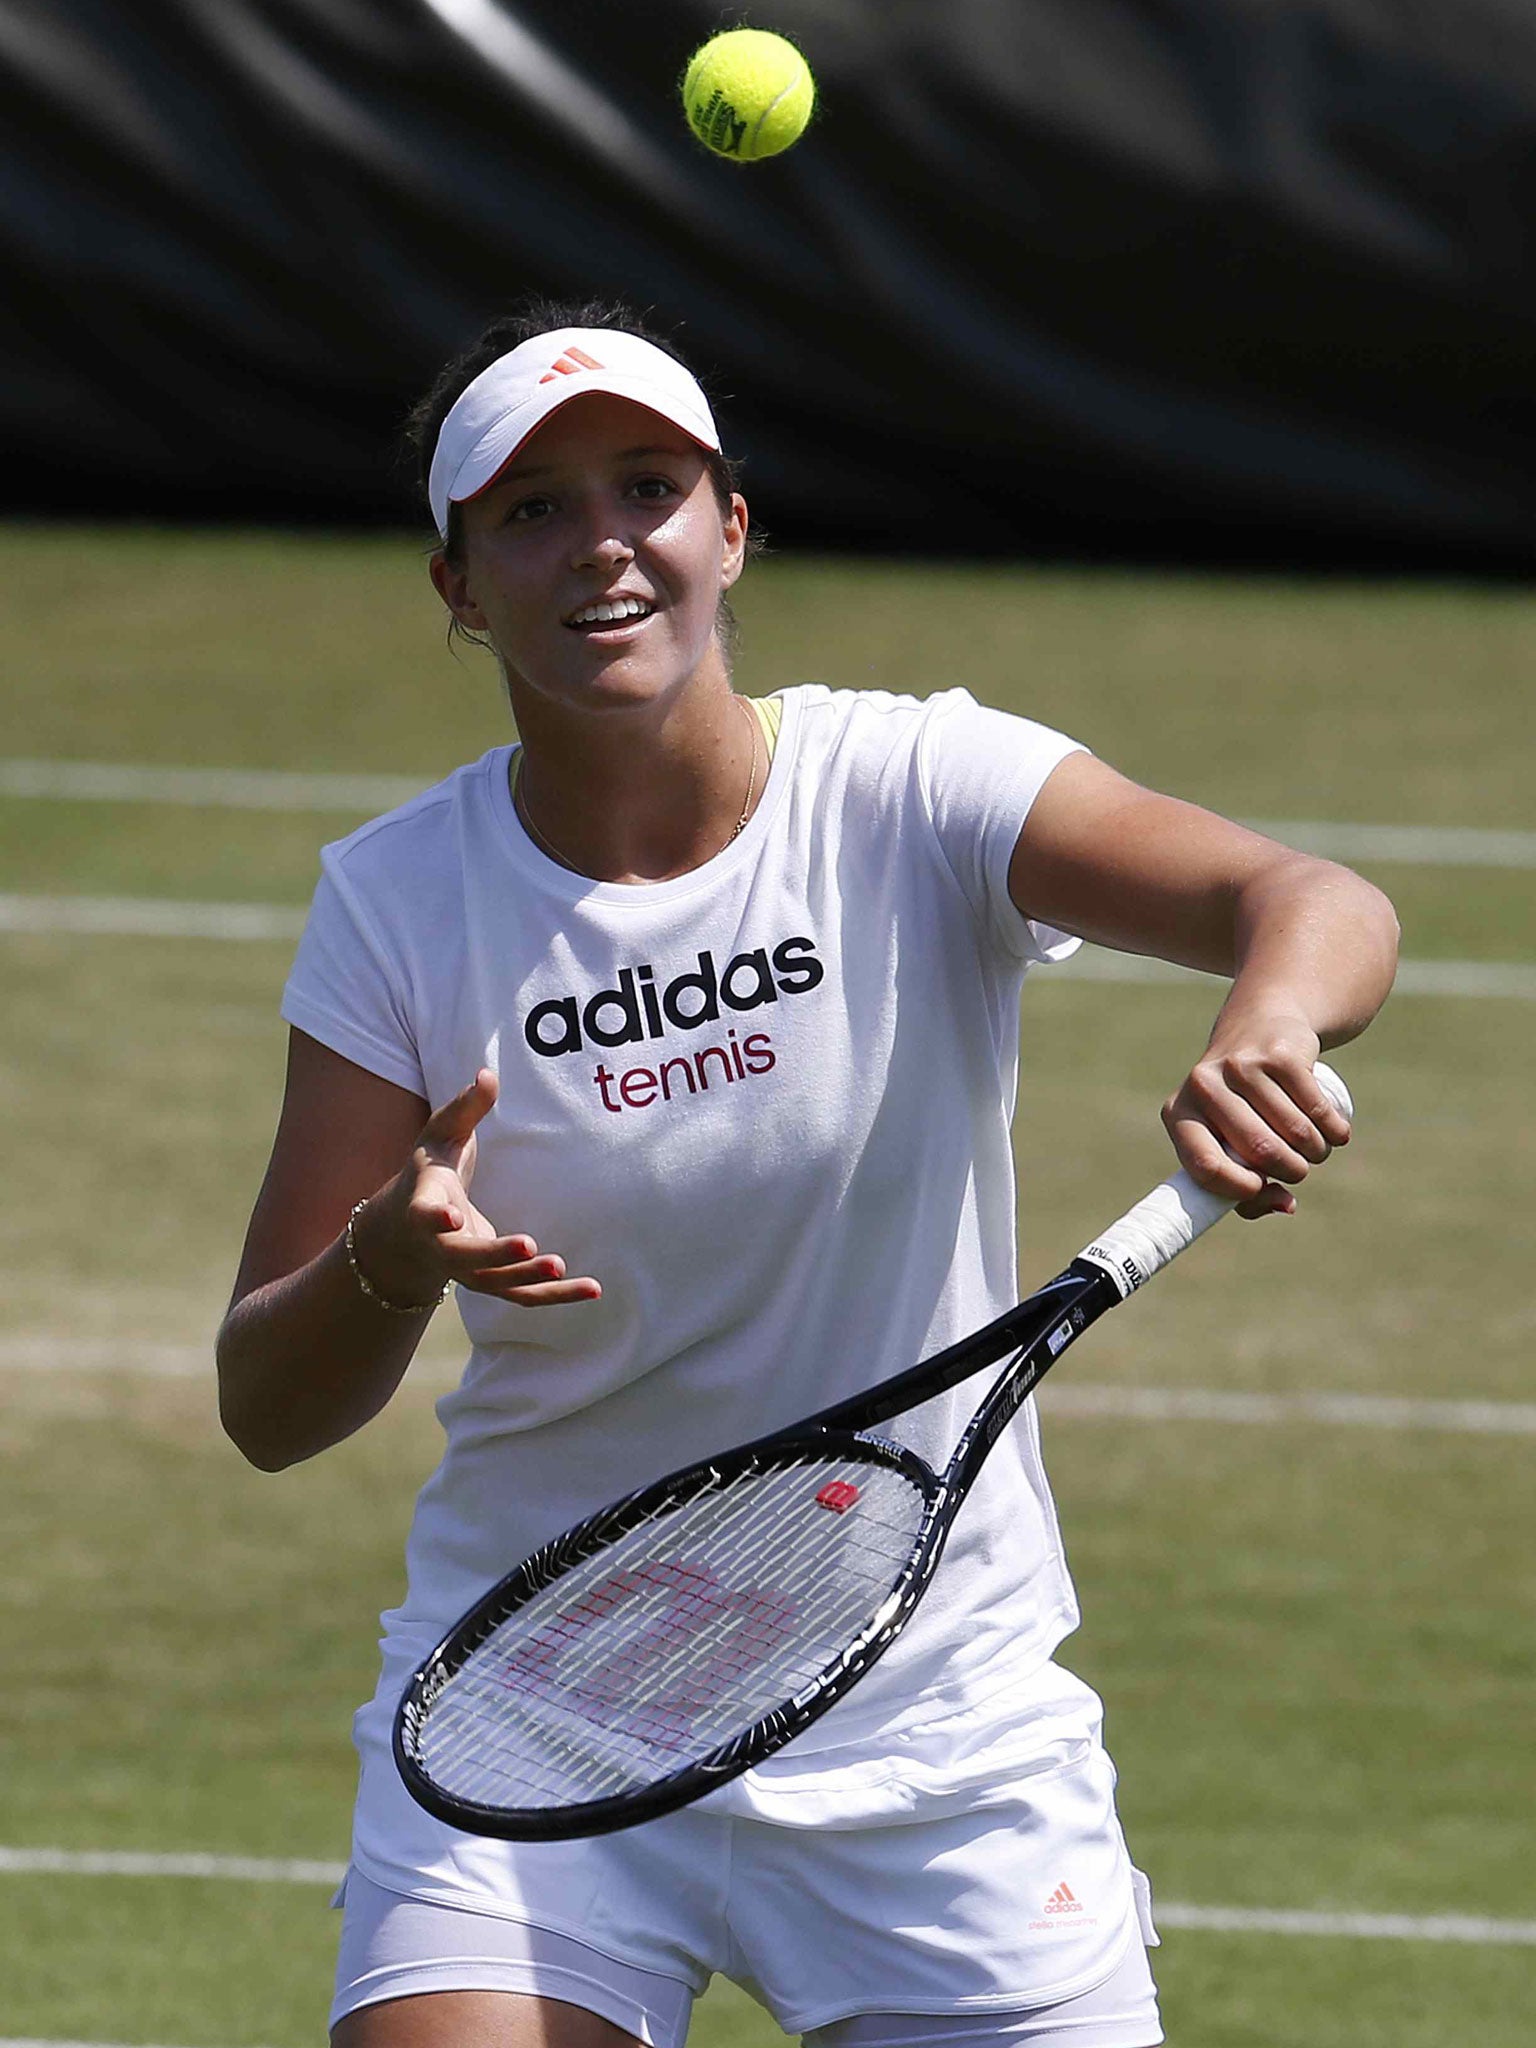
[682,29,815,162]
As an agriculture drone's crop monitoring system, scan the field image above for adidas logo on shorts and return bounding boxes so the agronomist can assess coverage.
[1044,1882,1084,1915]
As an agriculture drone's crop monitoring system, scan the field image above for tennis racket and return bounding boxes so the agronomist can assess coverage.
[395,1062,1352,1841]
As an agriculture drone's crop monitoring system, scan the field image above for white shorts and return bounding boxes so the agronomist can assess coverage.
[332,1663,1161,2044]
[333,1867,1160,2046]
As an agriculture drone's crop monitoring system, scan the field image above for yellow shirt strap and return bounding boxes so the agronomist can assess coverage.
[748,693,782,761]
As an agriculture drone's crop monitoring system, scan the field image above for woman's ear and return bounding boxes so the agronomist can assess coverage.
[430,549,490,632]
[720,493,749,592]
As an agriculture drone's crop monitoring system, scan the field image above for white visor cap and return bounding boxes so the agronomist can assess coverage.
[428,328,722,541]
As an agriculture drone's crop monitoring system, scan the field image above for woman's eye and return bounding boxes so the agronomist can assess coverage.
[508,495,553,524]
[632,474,677,501]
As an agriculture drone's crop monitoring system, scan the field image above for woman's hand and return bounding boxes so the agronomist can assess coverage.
[220,1040,602,1469]
[1010,756,1395,1220]
[1162,1012,1353,1219]
[350,1069,603,1306]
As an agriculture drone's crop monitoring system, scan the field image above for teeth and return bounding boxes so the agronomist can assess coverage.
[569,597,652,627]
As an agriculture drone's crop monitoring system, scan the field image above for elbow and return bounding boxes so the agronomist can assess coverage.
[215,1327,299,1473]
[236,1442,295,1474]
[1360,872,1402,979]
[1320,863,1401,1038]
[217,1383,296,1473]
[1382,884,1402,954]
[229,1428,299,1475]
[1293,851,1400,968]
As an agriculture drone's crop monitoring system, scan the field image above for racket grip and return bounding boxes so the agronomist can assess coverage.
[1076,1061,1353,1300]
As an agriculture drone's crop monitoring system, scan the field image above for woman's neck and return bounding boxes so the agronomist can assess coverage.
[510,683,763,883]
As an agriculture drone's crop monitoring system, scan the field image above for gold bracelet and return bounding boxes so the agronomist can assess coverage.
[345,1201,451,1315]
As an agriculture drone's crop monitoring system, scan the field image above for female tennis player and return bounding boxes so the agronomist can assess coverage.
[218,301,1398,2048]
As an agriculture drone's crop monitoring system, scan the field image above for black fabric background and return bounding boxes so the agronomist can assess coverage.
[2,0,1532,567]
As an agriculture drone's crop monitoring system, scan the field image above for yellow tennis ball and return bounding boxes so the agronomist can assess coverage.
[682,29,815,162]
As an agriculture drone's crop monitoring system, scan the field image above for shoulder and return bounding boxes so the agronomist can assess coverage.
[784,683,1052,749]
[318,750,507,892]
[779,683,965,785]
[783,681,937,742]
[781,685,1078,800]
[305,749,514,962]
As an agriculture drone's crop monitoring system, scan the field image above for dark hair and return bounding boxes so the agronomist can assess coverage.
[403,297,760,659]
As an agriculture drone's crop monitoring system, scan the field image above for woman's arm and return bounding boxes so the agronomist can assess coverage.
[217,1030,599,1471]
[1011,752,1399,1215]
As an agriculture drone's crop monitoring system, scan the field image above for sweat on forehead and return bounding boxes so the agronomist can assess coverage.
[428,329,721,541]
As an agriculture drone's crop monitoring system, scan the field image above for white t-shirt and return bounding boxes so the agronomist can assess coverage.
[283,684,1088,1823]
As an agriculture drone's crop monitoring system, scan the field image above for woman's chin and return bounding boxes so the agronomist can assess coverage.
[515,647,723,716]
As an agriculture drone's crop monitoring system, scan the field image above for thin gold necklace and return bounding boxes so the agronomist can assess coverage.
[514,694,760,876]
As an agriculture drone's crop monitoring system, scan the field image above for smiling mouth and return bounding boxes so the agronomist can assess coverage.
[563,597,656,632]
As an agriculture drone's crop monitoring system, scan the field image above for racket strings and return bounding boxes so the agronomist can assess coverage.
[425,1477,832,1800]
[424,1460,914,1802]
[415,1455,926,1811]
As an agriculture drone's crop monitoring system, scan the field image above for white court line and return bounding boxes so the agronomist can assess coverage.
[1240,819,1536,868]
[1,760,1533,868]
[1058,946,1536,1001]
[0,1337,460,1381]
[0,895,305,941]
[5,1340,1536,1435]
[1153,1904,1536,1945]
[0,759,427,813]
[0,1848,345,1883]
[1,893,1531,998]
[0,1849,1530,1946]
[0,1339,212,1376]
[3,1337,1532,1435]
[1040,1385,1536,1435]
[1371,958,1536,999]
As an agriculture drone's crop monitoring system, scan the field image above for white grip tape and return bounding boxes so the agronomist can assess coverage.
[1077,1061,1353,1300]
[1078,1173,1228,1298]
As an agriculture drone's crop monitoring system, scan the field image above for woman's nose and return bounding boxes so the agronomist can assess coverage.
[572,531,634,574]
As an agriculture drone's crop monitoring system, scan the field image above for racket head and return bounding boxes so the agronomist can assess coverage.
[393,1432,940,1841]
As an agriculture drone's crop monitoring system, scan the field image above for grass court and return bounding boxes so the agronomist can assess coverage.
[0,526,1531,2046]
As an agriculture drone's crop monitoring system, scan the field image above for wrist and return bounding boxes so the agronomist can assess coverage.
[345,1199,450,1315]
[1204,992,1320,1058]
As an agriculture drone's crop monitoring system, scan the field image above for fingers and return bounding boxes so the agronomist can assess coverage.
[413,1069,502,1197]
[1163,1048,1349,1212]
[484,1273,604,1308]
[426,1219,602,1307]
[405,1169,489,1240]
[419,1069,499,1153]
[1234,1183,1298,1221]
[361,1166,594,1312]
[454,1247,603,1306]
[1301,1073,1353,1149]
[358,1091,600,1307]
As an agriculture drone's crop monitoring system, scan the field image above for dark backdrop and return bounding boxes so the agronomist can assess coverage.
[2,0,1533,568]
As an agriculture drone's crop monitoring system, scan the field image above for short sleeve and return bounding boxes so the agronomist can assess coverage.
[916,689,1087,963]
[281,846,428,1098]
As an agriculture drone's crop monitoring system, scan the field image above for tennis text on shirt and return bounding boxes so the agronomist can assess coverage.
[523,935,824,1115]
